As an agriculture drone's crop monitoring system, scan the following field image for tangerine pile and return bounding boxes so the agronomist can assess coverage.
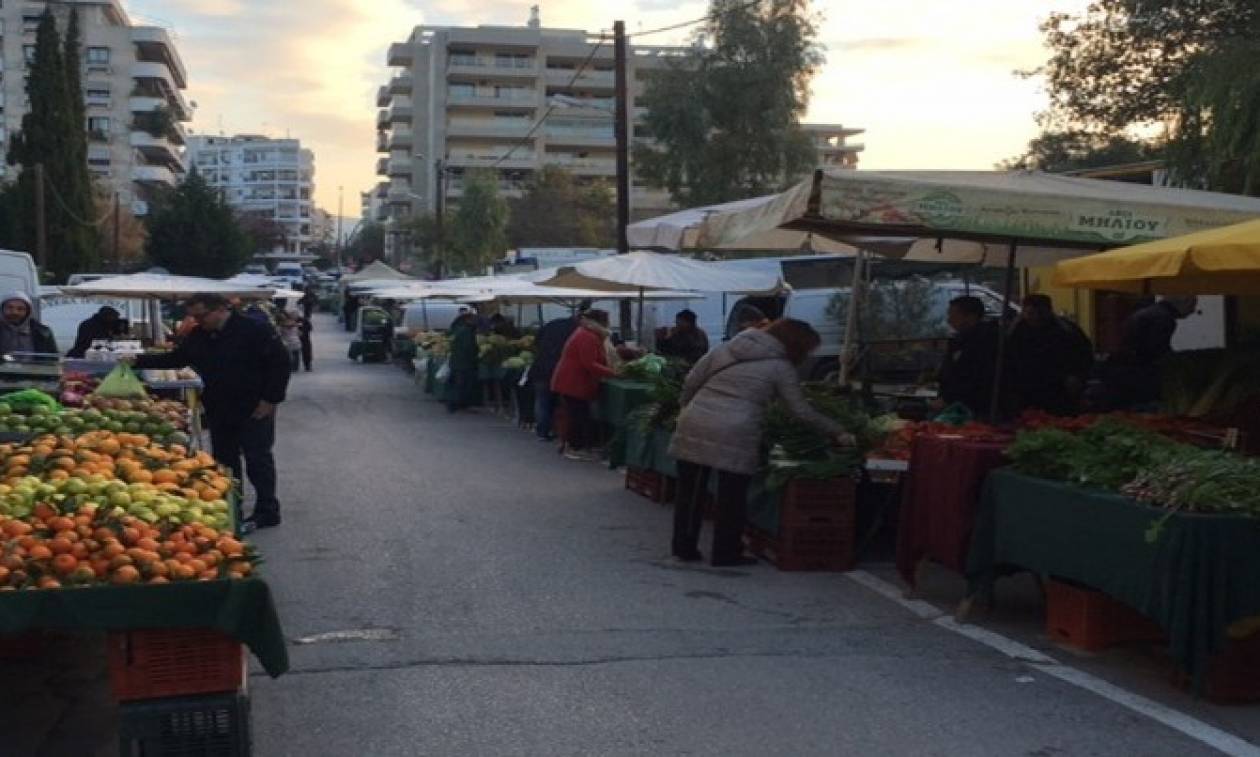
[0,502,254,590]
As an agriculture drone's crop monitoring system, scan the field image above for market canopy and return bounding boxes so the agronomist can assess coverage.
[628,196,856,255]
[696,169,1260,267]
[536,251,787,294]
[1054,218,1260,295]
[340,260,412,284]
[62,273,276,300]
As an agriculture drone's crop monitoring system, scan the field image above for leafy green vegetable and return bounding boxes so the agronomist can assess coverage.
[1009,418,1178,491]
[762,384,874,489]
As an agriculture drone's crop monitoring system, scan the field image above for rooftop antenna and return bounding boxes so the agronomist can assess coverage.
[527,5,540,28]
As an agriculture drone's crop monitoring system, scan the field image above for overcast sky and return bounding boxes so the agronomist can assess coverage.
[123,0,1092,217]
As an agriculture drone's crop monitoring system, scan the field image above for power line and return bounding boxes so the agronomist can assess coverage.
[629,0,764,39]
[491,37,608,169]
[44,173,114,228]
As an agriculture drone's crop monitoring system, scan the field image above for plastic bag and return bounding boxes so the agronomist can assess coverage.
[434,361,451,383]
[94,363,148,399]
[932,402,974,426]
[0,389,61,413]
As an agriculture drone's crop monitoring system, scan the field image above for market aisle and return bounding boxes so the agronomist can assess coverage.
[246,315,1223,756]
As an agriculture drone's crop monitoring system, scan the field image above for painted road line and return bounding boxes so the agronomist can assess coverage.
[845,570,1260,757]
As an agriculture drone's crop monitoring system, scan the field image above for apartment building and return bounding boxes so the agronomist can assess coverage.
[186,135,317,254]
[0,0,191,216]
[372,12,864,255]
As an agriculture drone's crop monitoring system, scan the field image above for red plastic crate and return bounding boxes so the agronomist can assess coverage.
[1172,633,1260,704]
[625,467,668,503]
[0,632,43,659]
[745,522,854,572]
[108,628,244,702]
[780,477,857,527]
[1044,579,1166,652]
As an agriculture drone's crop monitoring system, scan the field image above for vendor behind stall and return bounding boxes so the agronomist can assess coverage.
[67,306,127,358]
[1005,294,1094,416]
[937,296,999,419]
[1097,296,1198,410]
[656,309,710,365]
[0,291,57,355]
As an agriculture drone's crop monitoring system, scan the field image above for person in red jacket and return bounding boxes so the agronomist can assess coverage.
[551,309,616,461]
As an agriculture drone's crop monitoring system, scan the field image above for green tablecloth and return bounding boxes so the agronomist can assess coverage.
[622,423,677,477]
[597,380,654,468]
[0,578,289,677]
[967,469,1260,690]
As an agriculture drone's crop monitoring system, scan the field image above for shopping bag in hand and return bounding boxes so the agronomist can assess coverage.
[94,363,148,399]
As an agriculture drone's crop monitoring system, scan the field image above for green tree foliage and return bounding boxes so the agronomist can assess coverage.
[4,10,99,281]
[1002,130,1159,173]
[402,212,443,275]
[448,170,508,274]
[1031,0,1260,193]
[506,167,613,248]
[345,221,386,264]
[145,170,251,277]
[634,0,824,206]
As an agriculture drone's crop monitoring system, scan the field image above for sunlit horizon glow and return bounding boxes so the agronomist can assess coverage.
[122,0,1092,219]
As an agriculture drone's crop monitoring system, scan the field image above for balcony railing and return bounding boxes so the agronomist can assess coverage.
[448,90,537,106]
[447,121,535,137]
[545,68,615,88]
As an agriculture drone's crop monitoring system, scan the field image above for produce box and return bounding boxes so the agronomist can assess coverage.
[745,477,856,572]
[625,467,670,504]
[1173,633,1260,704]
[109,628,244,702]
[746,521,854,572]
[118,692,251,757]
[1044,578,1166,652]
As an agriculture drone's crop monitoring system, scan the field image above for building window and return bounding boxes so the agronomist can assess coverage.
[23,46,36,65]
[22,15,41,33]
[86,47,110,65]
[87,116,110,140]
[88,157,110,168]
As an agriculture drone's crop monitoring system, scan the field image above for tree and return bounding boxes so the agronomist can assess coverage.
[235,211,288,254]
[1002,130,1159,173]
[1030,0,1260,193]
[345,221,385,264]
[145,170,251,277]
[506,167,614,248]
[634,0,824,206]
[447,170,508,274]
[93,187,147,269]
[402,212,444,275]
[5,9,99,281]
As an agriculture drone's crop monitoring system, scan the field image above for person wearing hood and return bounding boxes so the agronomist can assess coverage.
[0,292,57,356]
[67,306,127,358]
[551,309,617,461]
[669,319,853,567]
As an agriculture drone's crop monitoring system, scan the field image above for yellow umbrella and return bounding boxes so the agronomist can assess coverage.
[1055,218,1260,295]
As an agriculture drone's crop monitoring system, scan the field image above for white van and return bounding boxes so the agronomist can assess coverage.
[397,301,467,336]
[273,262,305,289]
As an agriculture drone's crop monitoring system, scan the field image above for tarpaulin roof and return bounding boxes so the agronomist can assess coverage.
[697,169,1260,267]
[627,196,855,254]
[62,273,275,300]
[340,260,412,284]
[1055,217,1260,295]
[535,251,787,294]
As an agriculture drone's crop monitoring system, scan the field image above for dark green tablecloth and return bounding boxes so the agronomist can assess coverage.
[967,469,1260,690]
[0,579,289,677]
[597,380,655,468]
[622,423,678,476]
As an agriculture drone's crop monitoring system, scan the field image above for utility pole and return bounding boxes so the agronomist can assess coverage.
[613,20,633,338]
[34,163,47,272]
[112,192,121,272]
[433,158,445,279]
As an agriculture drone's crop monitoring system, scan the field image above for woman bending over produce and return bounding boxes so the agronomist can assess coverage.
[669,319,853,566]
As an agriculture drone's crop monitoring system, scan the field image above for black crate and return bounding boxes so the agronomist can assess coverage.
[119,693,251,757]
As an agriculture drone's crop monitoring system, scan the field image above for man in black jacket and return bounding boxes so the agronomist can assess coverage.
[531,313,581,441]
[938,295,1000,419]
[134,293,292,529]
[67,306,127,358]
[1005,294,1094,415]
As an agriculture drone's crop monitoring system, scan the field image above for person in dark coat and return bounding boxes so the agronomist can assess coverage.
[0,292,57,356]
[445,313,480,413]
[937,295,1000,419]
[656,309,710,365]
[298,312,314,372]
[1005,294,1094,416]
[531,313,580,441]
[67,306,127,358]
[342,294,359,333]
[299,285,319,320]
[1099,296,1198,409]
[134,293,291,530]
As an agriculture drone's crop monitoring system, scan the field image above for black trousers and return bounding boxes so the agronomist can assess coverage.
[673,461,751,564]
[209,415,279,521]
[561,395,593,450]
[300,331,313,370]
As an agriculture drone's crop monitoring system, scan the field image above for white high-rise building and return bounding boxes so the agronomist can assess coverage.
[0,0,191,216]
[186,135,317,254]
[371,12,864,252]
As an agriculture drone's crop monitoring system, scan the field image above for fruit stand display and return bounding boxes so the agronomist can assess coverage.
[0,412,285,752]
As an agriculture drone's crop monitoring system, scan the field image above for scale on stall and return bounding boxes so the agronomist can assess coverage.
[0,352,63,392]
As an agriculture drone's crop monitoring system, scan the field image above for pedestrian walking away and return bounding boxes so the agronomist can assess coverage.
[0,291,57,356]
[669,320,853,566]
[299,311,314,371]
[134,293,292,530]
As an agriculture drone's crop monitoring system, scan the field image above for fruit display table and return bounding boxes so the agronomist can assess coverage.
[0,578,289,677]
[895,433,1011,588]
[596,379,654,468]
[966,469,1260,691]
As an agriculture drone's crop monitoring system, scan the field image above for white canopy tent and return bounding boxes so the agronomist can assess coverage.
[340,261,412,285]
[536,250,786,294]
[628,195,856,255]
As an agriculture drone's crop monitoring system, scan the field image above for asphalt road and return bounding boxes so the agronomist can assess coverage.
[246,316,1229,757]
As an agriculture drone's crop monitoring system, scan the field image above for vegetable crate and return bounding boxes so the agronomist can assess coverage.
[108,629,244,702]
[779,477,857,527]
[119,693,251,757]
[1172,634,1260,704]
[745,478,857,572]
[1044,579,1166,652]
[625,467,671,504]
